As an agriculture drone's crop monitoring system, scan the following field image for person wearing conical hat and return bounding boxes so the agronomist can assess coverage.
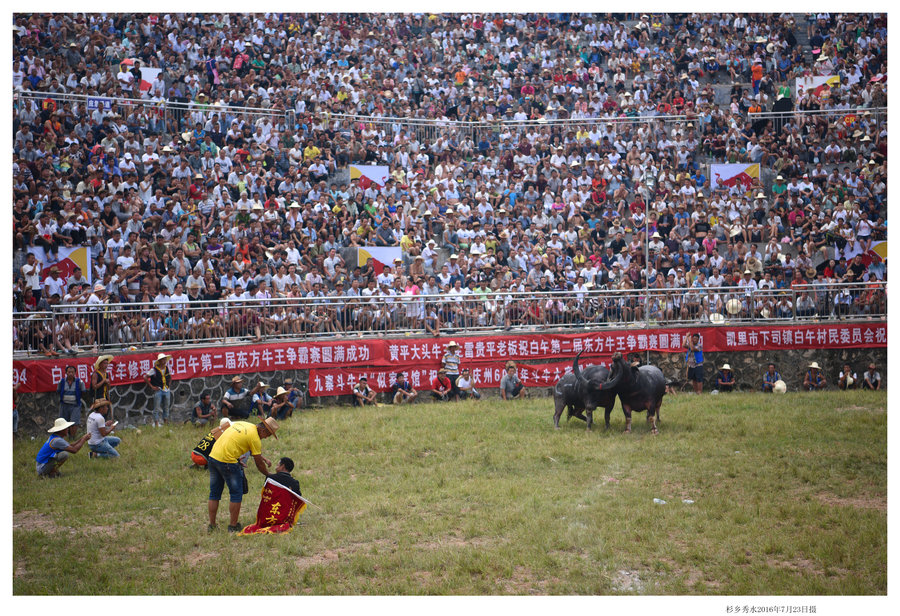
[802,362,827,391]
[35,417,90,477]
[143,353,173,426]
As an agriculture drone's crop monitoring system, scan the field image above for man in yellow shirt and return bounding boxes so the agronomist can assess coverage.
[303,140,320,161]
[207,417,278,532]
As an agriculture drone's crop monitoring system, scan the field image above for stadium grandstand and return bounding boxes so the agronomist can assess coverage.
[12,12,887,356]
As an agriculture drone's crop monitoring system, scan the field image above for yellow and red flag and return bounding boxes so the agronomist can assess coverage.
[240,477,307,535]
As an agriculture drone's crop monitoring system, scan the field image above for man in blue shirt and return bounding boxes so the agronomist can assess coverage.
[35,418,90,477]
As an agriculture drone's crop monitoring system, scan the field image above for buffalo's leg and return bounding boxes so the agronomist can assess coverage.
[568,404,586,422]
[604,405,613,429]
[650,401,661,434]
[553,397,565,429]
[623,404,633,433]
[585,407,594,430]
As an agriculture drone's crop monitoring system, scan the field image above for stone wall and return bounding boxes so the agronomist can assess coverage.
[14,342,886,437]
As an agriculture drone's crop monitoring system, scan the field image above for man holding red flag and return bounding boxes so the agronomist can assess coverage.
[241,457,308,536]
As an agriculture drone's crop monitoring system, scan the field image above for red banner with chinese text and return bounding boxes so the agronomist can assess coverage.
[240,477,307,535]
[12,322,886,394]
[307,357,615,397]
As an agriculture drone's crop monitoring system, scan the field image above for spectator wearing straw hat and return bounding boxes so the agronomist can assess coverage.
[802,362,827,391]
[207,417,278,533]
[144,353,173,426]
[441,341,462,401]
[86,398,121,458]
[90,354,114,406]
[270,386,294,420]
[716,364,736,393]
[221,376,251,420]
[35,417,91,477]
[248,381,272,418]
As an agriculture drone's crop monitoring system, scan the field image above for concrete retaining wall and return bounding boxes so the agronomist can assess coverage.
[14,339,886,436]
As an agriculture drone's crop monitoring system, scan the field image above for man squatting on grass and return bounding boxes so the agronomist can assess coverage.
[391,372,418,405]
[35,417,90,477]
[207,417,278,533]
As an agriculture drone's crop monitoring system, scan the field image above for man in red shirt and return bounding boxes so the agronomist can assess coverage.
[431,369,452,402]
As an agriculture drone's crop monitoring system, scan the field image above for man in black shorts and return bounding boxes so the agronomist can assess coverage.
[683,332,704,394]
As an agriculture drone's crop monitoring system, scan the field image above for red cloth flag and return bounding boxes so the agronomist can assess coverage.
[240,477,307,535]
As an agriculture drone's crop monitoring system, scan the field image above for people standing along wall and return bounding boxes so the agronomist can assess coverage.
[144,353,173,426]
[57,365,84,426]
[683,332,704,394]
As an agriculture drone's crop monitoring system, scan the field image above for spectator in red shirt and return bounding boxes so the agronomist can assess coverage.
[431,369,452,402]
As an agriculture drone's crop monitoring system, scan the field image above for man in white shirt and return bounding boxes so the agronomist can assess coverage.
[43,266,67,299]
[21,253,43,298]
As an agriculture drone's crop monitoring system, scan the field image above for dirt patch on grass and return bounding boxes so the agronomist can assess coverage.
[416,536,490,550]
[14,510,59,533]
[836,405,885,413]
[815,492,886,511]
[499,565,552,594]
[185,550,217,567]
[766,557,823,576]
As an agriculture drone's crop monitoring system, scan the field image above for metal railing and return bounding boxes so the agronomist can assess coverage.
[14,89,288,138]
[16,89,884,147]
[12,282,886,356]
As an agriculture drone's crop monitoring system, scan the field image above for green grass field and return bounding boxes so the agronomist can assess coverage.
[13,390,886,595]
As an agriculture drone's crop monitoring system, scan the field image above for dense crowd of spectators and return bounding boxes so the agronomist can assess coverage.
[12,12,888,354]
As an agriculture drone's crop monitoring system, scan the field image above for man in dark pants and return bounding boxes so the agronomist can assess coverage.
[683,332,704,394]
[207,418,278,533]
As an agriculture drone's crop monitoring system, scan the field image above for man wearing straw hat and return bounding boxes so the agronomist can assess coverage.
[221,375,251,419]
[802,362,827,391]
[86,398,122,458]
[35,417,91,477]
[441,340,462,401]
[90,354,114,406]
[716,363,735,393]
[207,417,278,533]
[270,386,294,420]
[143,352,173,426]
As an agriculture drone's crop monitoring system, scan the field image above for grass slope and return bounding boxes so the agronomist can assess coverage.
[13,390,886,595]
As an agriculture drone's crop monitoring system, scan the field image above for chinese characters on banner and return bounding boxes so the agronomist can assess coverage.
[12,322,886,394]
[308,358,614,397]
[12,338,383,393]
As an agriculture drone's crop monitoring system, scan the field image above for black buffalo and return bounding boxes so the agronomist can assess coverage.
[554,351,620,430]
[600,352,667,434]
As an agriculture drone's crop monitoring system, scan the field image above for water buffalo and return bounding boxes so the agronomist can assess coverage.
[603,352,667,434]
[555,351,620,430]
